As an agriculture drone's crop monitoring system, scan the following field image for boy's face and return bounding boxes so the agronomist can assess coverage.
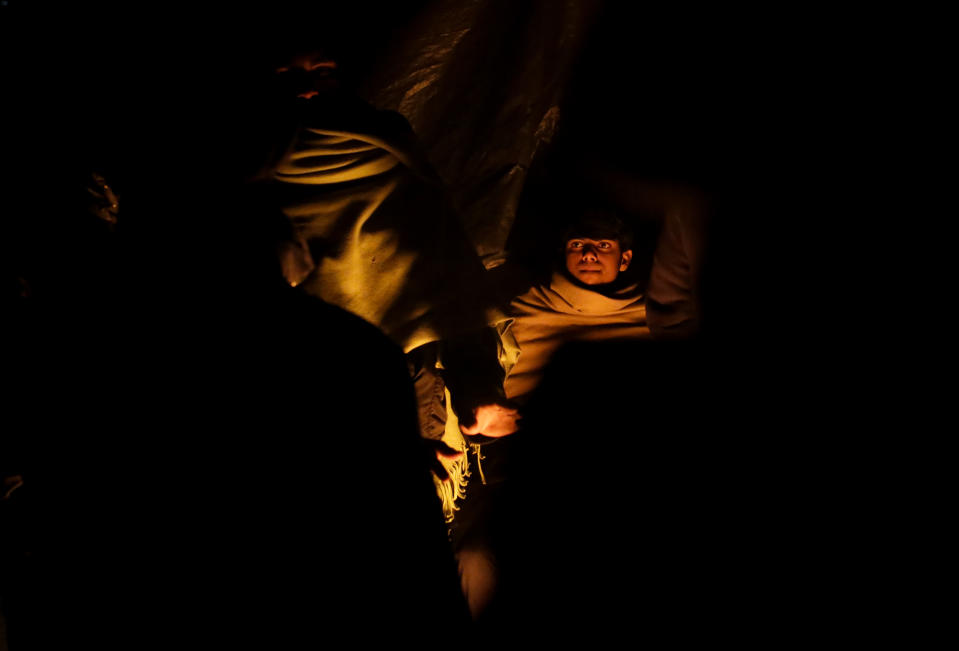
[564,237,633,286]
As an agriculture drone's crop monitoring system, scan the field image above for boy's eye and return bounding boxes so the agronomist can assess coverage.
[598,241,611,249]
[569,241,583,249]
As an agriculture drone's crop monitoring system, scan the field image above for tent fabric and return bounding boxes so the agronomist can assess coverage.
[360,0,603,268]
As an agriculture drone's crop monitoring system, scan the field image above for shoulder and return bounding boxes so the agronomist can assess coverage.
[509,280,554,309]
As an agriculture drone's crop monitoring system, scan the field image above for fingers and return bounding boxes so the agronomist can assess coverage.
[431,441,464,459]
[425,439,463,483]
[459,422,482,436]
[2,474,24,500]
[460,404,521,438]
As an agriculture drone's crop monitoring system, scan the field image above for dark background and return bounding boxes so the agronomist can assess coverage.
[2,1,913,648]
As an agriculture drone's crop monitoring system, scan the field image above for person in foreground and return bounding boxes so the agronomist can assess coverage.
[452,207,657,621]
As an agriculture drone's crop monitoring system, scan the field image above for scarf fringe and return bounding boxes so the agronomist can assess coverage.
[435,439,470,523]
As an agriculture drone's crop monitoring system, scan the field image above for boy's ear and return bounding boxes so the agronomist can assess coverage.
[619,249,633,271]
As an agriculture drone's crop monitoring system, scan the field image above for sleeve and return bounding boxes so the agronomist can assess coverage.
[646,208,706,340]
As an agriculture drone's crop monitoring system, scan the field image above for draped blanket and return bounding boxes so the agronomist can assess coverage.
[268,99,504,522]
[270,100,499,354]
[500,271,651,402]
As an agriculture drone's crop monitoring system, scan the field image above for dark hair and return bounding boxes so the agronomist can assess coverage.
[559,208,634,251]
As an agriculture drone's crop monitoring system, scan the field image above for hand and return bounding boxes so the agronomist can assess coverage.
[424,439,464,483]
[1,473,24,500]
[460,404,521,439]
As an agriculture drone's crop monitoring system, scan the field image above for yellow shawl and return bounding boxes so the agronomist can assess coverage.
[269,103,504,522]
[500,271,651,402]
[271,104,500,354]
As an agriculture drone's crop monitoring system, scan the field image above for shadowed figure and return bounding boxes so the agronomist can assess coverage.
[4,185,473,651]
[478,335,889,646]
[474,339,753,642]
[2,36,472,647]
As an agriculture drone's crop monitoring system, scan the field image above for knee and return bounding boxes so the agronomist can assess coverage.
[456,547,498,620]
